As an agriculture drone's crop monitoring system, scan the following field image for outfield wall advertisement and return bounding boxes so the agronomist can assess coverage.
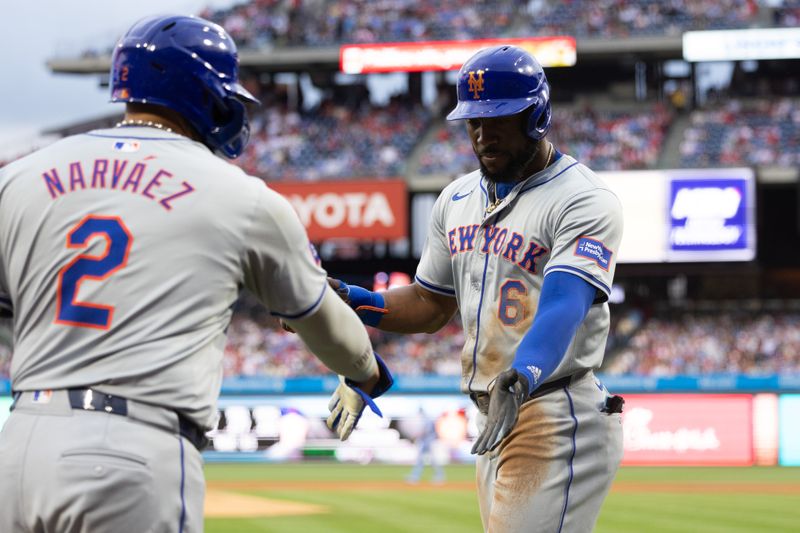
[198,392,789,466]
[601,168,756,263]
[1,389,795,466]
[620,394,754,466]
[778,395,800,466]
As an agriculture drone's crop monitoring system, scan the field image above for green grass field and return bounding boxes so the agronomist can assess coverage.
[204,463,800,532]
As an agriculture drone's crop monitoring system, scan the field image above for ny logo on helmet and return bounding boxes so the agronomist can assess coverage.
[468,70,485,99]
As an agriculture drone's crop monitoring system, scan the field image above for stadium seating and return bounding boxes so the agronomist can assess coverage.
[679,98,800,168]
[515,0,760,39]
[415,103,674,178]
[237,99,432,181]
[200,0,519,48]
[605,310,800,375]
[221,312,463,378]
[216,306,800,378]
[4,306,800,379]
[774,0,800,27]
[199,0,762,47]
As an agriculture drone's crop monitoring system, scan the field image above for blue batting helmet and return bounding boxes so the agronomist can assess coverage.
[446,45,551,141]
[110,14,259,159]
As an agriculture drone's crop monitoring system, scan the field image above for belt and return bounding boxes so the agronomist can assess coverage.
[64,389,209,451]
[17,388,211,451]
[470,374,574,416]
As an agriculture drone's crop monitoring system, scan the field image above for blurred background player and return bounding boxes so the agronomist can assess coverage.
[405,406,446,484]
[0,14,390,533]
[328,45,624,532]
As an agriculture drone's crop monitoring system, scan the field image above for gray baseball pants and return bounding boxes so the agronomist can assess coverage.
[0,390,205,533]
[475,371,624,532]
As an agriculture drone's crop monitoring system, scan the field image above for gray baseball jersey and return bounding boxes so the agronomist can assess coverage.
[417,153,623,393]
[416,152,624,531]
[0,126,327,430]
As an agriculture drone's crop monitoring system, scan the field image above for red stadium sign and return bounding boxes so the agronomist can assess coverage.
[620,394,754,466]
[270,179,408,241]
[340,36,576,74]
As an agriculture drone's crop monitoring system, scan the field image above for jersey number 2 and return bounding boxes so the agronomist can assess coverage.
[56,215,133,330]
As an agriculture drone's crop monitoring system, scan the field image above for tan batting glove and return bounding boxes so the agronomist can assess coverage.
[326,377,366,440]
[327,354,393,440]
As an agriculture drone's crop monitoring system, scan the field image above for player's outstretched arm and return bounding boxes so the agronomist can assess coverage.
[285,285,394,440]
[284,285,382,385]
[329,278,458,334]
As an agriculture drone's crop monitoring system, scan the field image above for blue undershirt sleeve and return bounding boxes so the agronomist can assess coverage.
[511,271,596,395]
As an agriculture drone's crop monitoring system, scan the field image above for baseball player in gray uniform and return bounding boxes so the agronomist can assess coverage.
[0,15,391,533]
[327,45,624,532]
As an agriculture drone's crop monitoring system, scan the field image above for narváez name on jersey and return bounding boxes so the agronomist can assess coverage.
[41,158,196,211]
[447,224,548,274]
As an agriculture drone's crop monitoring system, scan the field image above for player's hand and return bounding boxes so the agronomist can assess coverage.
[327,353,394,440]
[327,277,388,327]
[471,369,530,455]
[328,277,352,303]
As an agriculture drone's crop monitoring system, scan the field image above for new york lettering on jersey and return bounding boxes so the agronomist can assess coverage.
[447,223,548,274]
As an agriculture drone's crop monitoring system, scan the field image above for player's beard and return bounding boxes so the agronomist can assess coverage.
[479,140,540,184]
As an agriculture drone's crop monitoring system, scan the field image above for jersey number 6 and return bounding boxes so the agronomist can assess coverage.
[498,279,528,326]
[55,215,133,330]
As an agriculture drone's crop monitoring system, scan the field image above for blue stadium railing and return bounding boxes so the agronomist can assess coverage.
[3,374,800,396]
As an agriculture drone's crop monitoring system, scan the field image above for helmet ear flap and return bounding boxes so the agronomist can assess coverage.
[527,99,552,141]
[207,94,250,159]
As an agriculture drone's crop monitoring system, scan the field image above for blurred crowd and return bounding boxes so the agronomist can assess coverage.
[415,121,476,178]
[606,311,800,375]
[680,98,800,168]
[222,310,464,378]
[12,95,799,177]
[219,307,800,378]
[774,0,800,26]
[69,0,793,59]
[3,308,800,379]
[416,103,674,178]
[549,104,673,171]
[236,98,431,181]
[200,0,516,49]
[516,0,760,39]
[198,0,764,49]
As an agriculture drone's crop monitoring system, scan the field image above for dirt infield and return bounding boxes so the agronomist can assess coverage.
[206,480,800,494]
[207,480,476,492]
[205,489,329,517]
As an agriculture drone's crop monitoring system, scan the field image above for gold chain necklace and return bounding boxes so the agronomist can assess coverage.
[115,119,173,133]
[485,142,554,215]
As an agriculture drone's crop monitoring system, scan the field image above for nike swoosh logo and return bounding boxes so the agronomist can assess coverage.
[451,190,473,201]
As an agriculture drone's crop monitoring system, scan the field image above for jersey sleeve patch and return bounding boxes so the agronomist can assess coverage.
[573,236,613,272]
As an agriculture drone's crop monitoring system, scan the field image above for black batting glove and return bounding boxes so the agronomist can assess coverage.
[471,369,530,455]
